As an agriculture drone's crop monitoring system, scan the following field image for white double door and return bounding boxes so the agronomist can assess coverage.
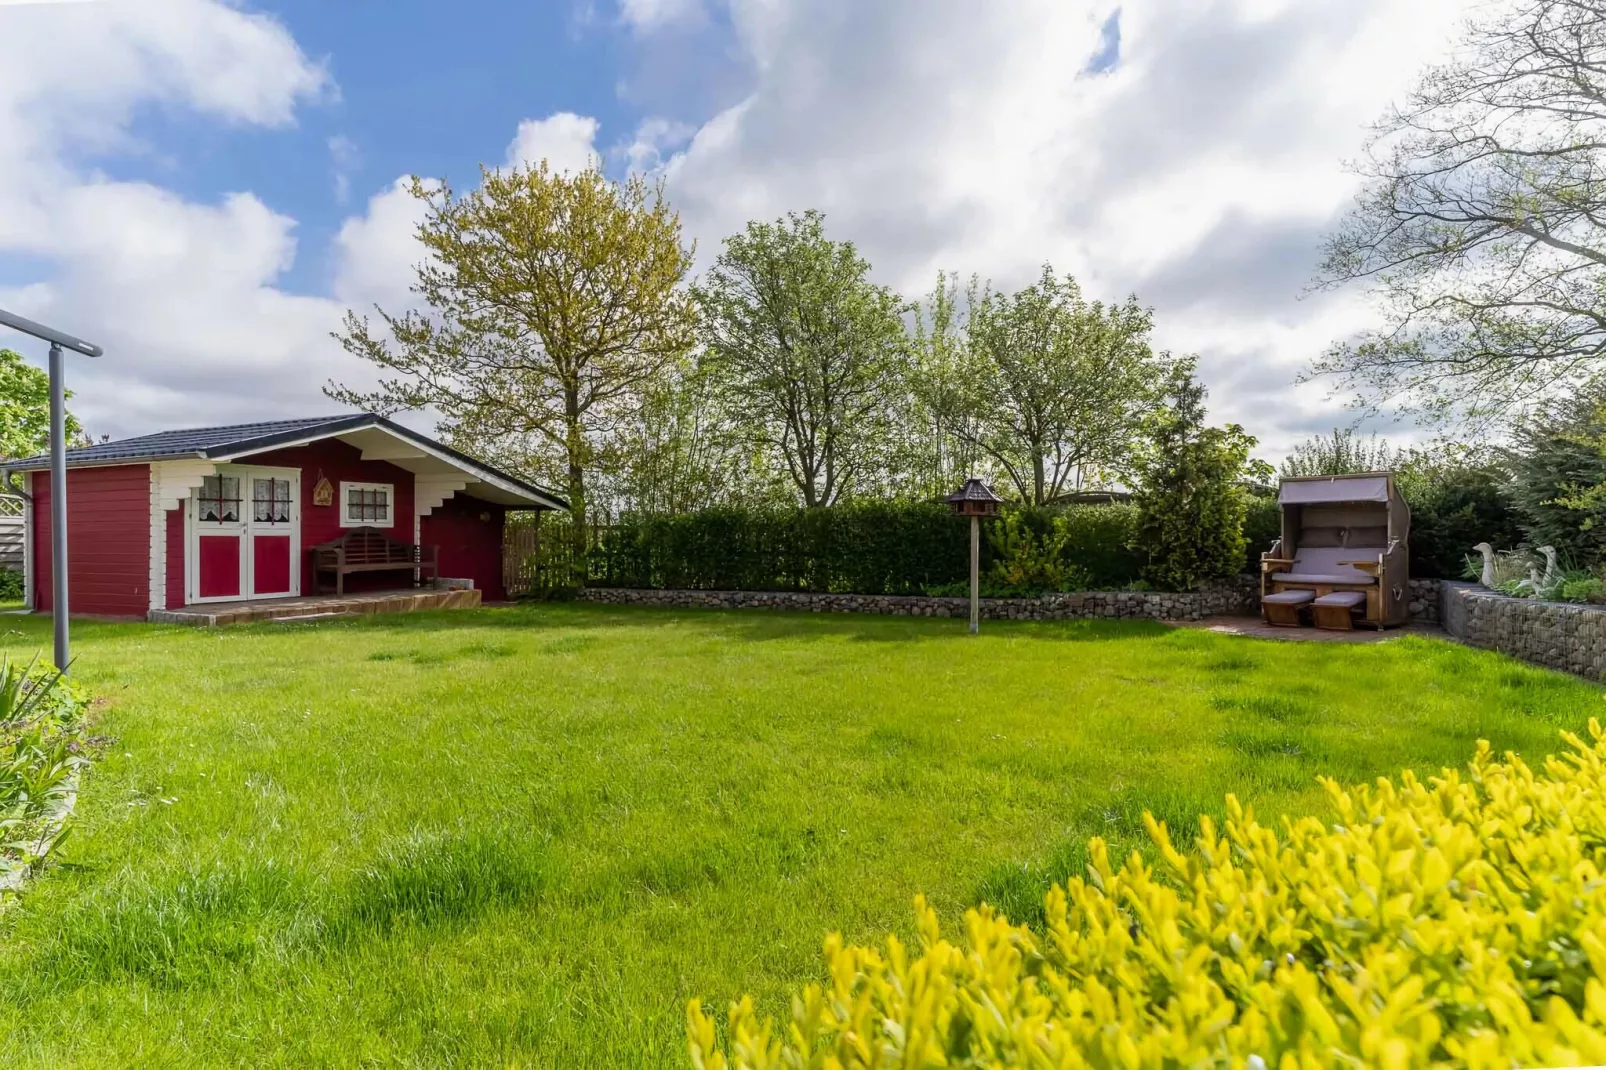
[187,465,301,603]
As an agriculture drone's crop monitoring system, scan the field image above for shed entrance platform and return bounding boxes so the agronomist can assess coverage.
[148,587,480,627]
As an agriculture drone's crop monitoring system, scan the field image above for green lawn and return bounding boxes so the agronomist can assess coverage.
[0,605,1599,1067]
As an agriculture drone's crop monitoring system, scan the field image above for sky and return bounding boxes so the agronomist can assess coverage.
[0,0,1471,460]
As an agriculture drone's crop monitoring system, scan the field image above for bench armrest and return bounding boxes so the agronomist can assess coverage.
[1261,558,1294,572]
[1338,559,1380,575]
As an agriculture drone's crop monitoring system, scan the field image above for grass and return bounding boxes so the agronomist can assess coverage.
[0,604,1599,1067]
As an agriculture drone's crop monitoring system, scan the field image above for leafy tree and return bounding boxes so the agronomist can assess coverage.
[1132,365,1257,590]
[1314,0,1606,424]
[594,353,789,515]
[1279,428,1399,478]
[907,273,991,500]
[329,163,698,558]
[921,266,1171,505]
[0,349,82,460]
[695,211,907,508]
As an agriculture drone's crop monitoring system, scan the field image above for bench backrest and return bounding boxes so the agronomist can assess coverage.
[316,527,415,564]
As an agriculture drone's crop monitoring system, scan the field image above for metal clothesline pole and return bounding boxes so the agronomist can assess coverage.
[0,308,103,674]
[48,343,68,672]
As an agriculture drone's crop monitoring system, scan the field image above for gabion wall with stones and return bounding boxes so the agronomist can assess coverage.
[580,576,1261,622]
[1441,581,1606,681]
[1407,578,1442,624]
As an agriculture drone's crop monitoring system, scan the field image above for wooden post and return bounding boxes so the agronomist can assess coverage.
[969,514,980,635]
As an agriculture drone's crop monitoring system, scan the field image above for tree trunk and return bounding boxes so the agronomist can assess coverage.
[564,387,587,587]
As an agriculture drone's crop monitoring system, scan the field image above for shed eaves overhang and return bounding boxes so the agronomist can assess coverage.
[0,414,568,512]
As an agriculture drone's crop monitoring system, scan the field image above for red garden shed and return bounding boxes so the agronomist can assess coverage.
[0,414,566,619]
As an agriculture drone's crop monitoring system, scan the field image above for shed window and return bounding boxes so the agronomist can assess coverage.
[197,475,241,523]
[340,481,393,528]
[252,478,292,524]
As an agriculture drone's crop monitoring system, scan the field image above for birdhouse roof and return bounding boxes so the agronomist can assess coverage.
[946,478,1004,504]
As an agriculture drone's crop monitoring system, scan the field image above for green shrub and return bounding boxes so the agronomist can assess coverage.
[0,569,20,602]
[1242,495,1280,573]
[984,511,1085,595]
[1402,461,1525,579]
[590,502,1148,595]
[1557,573,1606,604]
[1,655,93,892]
[691,722,1606,1069]
[1507,386,1606,565]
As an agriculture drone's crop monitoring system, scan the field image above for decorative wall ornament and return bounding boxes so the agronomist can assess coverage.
[312,472,334,507]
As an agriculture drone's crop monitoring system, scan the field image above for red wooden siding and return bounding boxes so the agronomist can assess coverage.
[31,464,151,617]
[421,493,507,601]
[165,508,185,609]
[234,439,417,595]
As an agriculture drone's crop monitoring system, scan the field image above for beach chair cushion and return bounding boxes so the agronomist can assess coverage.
[1312,590,1366,609]
[1262,589,1317,606]
[1280,547,1376,586]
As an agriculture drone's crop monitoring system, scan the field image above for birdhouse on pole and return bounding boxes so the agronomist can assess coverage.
[945,478,1004,518]
[946,478,1004,634]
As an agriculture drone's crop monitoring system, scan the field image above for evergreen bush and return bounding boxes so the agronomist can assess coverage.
[1132,371,1255,591]
[1507,387,1606,566]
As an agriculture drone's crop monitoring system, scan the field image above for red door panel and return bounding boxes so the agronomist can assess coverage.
[252,535,292,596]
[198,535,242,599]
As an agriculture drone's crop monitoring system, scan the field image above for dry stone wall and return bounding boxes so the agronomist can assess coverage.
[580,577,1260,622]
[1441,581,1606,681]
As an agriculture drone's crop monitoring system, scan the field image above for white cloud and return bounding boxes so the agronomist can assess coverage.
[642,0,1467,456]
[616,0,704,32]
[328,135,360,204]
[504,112,601,174]
[333,178,435,312]
[615,116,696,174]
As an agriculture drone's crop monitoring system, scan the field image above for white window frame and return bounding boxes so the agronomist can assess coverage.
[339,481,395,529]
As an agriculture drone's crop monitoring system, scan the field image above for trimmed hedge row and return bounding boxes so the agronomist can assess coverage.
[570,486,1491,599]
[588,503,1145,594]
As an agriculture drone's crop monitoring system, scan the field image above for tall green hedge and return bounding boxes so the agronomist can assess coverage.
[587,502,1147,594]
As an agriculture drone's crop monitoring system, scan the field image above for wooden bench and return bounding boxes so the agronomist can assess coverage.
[311,527,438,595]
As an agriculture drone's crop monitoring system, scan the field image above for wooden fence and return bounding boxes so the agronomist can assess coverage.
[0,495,22,573]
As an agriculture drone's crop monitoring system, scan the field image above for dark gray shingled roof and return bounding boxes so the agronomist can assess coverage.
[5,416,346,467]
[1,413,567,510]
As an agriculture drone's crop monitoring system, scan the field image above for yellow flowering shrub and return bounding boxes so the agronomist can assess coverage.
[689,721,1606,1068]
